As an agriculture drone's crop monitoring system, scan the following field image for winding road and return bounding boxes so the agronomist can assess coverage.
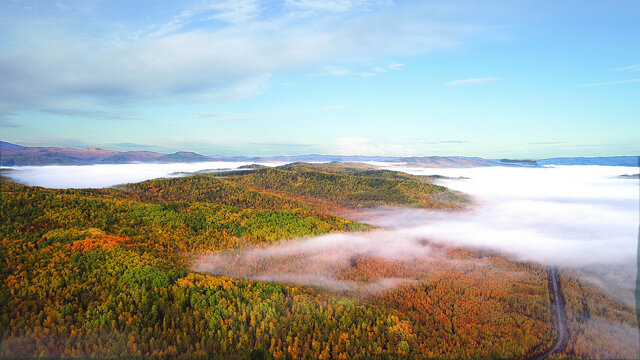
[533,266,569,360]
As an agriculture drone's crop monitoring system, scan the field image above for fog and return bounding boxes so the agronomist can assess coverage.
[375,165,638,266]
[195,229,457,294]
[1,161,286,188]
[196,165,639,301]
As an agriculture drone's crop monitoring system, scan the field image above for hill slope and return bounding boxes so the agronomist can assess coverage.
[1,166,635,359]
[218,162,470,210]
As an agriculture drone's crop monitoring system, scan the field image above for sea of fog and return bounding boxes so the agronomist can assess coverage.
[3,162,638,301]
[374,165,639,266]
[195,164,639,302]
[0,161,287,188]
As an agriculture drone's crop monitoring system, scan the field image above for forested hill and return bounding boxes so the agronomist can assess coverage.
[1,165,636,359]
[216,162,470,210]
[0,170,553,359]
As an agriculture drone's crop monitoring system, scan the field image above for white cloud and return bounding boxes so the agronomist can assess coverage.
[194,112,252,122]
[579,78,640,88]
[3,162,287,189]
[285,0,393,13]
[444,77,498,86]
[614,64,640,72]
[208,0,261,24]
[387,62,404,70]
[320,66,350,76]
[334,137,412,156]
[0,2,499,113]
[359,72,377,78]
[152,0,261,36]
[374,165,638,265]
[0,117,21,128]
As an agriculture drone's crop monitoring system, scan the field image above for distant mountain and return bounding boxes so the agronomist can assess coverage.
[207,154,499,167]
[499,159,538,167]
[0,141,210,166]
[399,156,499,168]
[1,141,638,167]
[160,151,210,162]
[538,156,638,167]
[207,154,401,163]
[0,141,25,150]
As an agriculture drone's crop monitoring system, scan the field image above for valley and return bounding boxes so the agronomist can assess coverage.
[1,163,636,359]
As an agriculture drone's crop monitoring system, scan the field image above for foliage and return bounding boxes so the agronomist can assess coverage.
[218,163,469,210]
[1,166,627,359]
[550,273,639,359]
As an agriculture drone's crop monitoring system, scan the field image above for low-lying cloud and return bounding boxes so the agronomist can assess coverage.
[194,229,489,294]
[196,165,639,299]
[4,162,638,299]
[1,161,286,188]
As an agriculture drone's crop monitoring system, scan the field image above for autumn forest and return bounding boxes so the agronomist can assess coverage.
[0,163,637,359]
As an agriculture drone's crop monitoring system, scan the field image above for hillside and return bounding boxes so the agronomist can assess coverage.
[218,162,470,210]
[0,171,551,359]
[1,166,635,359]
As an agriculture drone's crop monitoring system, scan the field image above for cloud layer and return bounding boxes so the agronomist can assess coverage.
[2,161,286,188]
[0,1,495,115]
[196,165,639,297]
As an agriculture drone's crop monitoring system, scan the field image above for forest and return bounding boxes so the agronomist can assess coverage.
[0,163,636,359]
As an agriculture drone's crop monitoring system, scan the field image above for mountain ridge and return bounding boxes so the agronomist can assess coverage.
[1,141,637,167]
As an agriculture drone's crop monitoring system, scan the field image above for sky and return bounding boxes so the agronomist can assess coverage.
[0,0,639,158]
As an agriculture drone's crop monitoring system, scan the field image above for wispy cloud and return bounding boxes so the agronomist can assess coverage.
[334,137,412,156]
[208,0,260,24]
[579,78,640,88]
[285,0,393,13]
[425,140,470,144]
[39,108,144,121]
[10,136,90,149]
[320,66,350,76]
[152,0,260,36]
[250,142,313,148]
[359,72,377,78]
[0,114,21,128]
[529,141,566,145]
[614,64,640,72]
[0,2,499,114]
[105,142,171,152]
[444,77,498,86]
[194,112,252,122]
[360,62,404,77]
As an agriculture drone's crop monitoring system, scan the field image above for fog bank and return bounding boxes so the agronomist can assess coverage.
[197,165,639,298]
[1,161,286,188]
[373,165,639,266]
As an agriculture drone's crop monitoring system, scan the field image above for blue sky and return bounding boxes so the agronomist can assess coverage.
[0,0,638,157]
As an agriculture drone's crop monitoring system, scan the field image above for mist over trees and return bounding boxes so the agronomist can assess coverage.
[1,163,637,359]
